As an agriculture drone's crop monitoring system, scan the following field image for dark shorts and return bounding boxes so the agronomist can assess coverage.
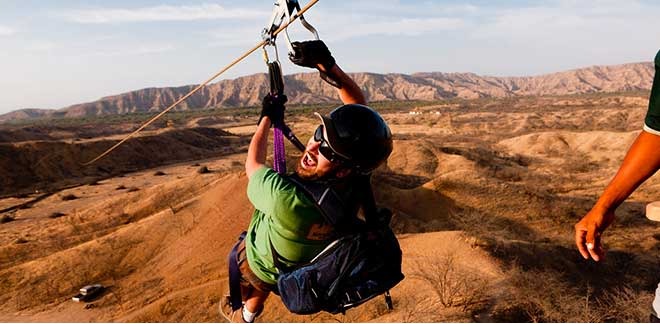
[236,240,277,293]
[645,49,660,133]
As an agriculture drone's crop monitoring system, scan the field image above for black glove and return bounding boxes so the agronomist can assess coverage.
[259,94,287,126]
[289,40,336,71]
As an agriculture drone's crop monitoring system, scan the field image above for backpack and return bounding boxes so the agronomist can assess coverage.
[275,223,404,315]
[224,174,404,315]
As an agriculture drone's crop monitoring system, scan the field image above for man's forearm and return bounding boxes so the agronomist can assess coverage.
[594,130,660,212]
[318,64,366,105]
[245,117,271,178]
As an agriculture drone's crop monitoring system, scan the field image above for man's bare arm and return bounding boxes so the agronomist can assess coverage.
[317,64,366,105]
[245,117,271,178]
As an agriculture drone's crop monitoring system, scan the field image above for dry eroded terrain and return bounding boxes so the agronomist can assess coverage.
[1,94,659,322]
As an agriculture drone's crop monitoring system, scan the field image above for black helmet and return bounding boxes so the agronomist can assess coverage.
[314,104,392,173]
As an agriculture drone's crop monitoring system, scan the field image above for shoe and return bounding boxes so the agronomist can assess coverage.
[651,312,660,323]
[219,295,264,323]
[219,294,243,323]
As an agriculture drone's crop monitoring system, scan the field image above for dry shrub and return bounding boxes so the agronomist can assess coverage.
[197,166,210,174]
[411,252,489,313]
[597,286,654,322]
[48,212,66,219]
[487,165,524,182]
[1,214,15,223]
[492,267,653,323]
[379,293,443,323]
[562,155,600,174]
[14,237,28,244]
[491,268,590,322]
[61,193,78,201]
[64,212,84,235]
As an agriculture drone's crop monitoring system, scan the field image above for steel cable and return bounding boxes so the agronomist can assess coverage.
[84,0,321,165]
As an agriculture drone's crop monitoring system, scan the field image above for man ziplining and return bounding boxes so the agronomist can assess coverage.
[575,48,660,322]
[77,1,402,320]
[221,40,396,323]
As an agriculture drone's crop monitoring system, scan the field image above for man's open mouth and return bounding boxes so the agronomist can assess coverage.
[301,152,317,169]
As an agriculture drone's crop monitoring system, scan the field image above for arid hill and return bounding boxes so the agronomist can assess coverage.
[1,92,659,322]
[0,62,653,122]
[0,127,249,197]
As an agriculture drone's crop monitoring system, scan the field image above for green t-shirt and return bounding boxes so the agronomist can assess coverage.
[245,167,334,285]
[644,49,660,135]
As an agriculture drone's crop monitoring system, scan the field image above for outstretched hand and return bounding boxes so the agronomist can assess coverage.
[289,40,336,71]
[574,207,615,261]
[259,94,287,127]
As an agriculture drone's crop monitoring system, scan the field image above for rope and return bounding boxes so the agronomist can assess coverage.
[273,126,287,174]
[84,0,321,165]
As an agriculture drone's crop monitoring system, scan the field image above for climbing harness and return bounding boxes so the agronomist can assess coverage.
[227,231,246,313]
[84,0,321,165]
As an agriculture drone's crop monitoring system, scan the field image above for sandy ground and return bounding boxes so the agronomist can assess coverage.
[1,93,660,322]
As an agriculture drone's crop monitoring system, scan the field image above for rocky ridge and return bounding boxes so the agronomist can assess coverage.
[1,62,653,122]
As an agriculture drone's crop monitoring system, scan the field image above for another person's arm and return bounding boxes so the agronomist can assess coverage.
[574,130,660,261]
[576,49,660,261]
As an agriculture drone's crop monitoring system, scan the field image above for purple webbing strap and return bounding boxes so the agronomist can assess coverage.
[273,125,286,174]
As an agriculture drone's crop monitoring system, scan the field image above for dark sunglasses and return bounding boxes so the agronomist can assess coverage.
[314,125,347,163]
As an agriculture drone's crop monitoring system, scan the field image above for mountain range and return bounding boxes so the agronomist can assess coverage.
[0,62,653,122]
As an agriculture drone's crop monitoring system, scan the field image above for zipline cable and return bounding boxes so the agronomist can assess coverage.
[84,0,321,165]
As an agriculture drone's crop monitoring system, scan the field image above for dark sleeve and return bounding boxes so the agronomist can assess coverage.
[644,50,660,134]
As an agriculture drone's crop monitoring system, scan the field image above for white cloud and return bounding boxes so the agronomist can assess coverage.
[456,0,660,75]
[205,26,260,47]
[379,17,465,36]
[471,8,585,40]
[59,4,268,24]
[87,44,176,57]
[0,25,16,36]
[26,41,57,52]
[331,1,478,17]
[469,0,658,41]
[320,17,464,41]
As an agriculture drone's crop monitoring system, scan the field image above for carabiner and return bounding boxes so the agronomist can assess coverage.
[262,0,319,55]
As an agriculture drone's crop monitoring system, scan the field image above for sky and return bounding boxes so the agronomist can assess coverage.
[1,0,659,114]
